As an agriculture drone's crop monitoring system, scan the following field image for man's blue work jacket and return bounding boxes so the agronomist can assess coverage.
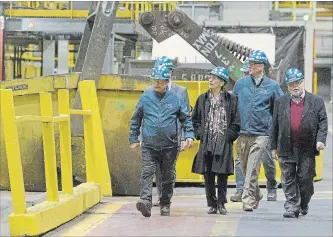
[233,75,284,136]
[129,89,194,149]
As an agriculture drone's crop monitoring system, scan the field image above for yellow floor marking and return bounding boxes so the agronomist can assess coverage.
[61,202,127,237]
[328,127,332,134]
[209,201,241,236]
[210,219,240,237]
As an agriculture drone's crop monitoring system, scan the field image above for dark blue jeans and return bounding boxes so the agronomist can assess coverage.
[140,147,178,206]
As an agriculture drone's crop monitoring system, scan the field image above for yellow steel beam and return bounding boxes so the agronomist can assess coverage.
[53,115,70,122]
[4,9,133,19]
[70,109,92,116]
[79,83,95,184]
[40,92,59,202]
[15,115,52,123]
[0,89,27,215]
[58,90,73,195]
[79,80,112,196]
[9,183,102,236]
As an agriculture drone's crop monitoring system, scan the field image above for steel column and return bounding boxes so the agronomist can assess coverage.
[101,32,114,74]
[42,40,55,76]
[57,40,69,74]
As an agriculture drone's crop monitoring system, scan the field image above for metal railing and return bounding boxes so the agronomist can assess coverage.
[0,80,112,236]
[271,1,333,18]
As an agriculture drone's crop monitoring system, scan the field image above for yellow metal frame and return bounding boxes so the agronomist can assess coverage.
[5,1,179,20]
[272,1,333,17]
[0,80,112,236]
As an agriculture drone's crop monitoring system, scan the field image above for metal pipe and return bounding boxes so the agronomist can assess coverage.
[13,46,16,79]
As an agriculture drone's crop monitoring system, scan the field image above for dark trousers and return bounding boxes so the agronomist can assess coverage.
[155,149,180,200]
[204,152,228,207]
[140,147,178,206]
[279,147,316,213]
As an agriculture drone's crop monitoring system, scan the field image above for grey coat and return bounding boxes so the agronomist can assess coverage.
[191,90,240,175]
[270,91,328,157]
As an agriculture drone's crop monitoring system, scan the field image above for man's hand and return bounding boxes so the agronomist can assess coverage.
[180,141,187,151]
[186,138,194,149]
[316,142,325,151]
[271,149,278,160]
[130,143,140,149]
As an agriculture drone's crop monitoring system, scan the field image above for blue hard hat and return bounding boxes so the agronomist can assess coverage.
[210,66,229,83]
[154,56,175,69]
[240,59,250,72]
[285,68,304,84]
[248,50,268,64]
[151,65,171,80]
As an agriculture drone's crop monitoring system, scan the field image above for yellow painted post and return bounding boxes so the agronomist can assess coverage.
[0,90,27,214]
[9,1,12,18]
[79,81,112,196]
[58,90,73,195]
[313,72,318,94]
[78,82,95,183]
[292,1,296,22]
[40,92,59,202]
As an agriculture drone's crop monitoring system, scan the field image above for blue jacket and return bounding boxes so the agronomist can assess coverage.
[233,75,284,136]
[144,82,190,145]
[129,89,194,149]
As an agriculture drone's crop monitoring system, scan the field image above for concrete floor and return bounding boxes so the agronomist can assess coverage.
[1,103,332,237]
[44,112,332,237]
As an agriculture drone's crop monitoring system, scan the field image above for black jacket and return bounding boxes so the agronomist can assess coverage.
[191,90,240,175]
[270,91,328,157]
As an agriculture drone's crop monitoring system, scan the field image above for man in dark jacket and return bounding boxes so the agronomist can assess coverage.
[270,68,328,218]
[191,66,240,215]
[129,65,194,218]
[146,56,190,207]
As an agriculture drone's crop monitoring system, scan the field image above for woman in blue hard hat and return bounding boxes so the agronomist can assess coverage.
[270,68,328,218]
[191,66,240,215]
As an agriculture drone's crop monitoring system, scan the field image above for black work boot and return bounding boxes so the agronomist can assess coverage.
[136,199,151,217]
[218,203,227,215]
[267,189,277,201]
[283,211,299,218]
[207,203,217,214]
[160,204,170,216]
[230,190,243,202]
[300,205,309,216]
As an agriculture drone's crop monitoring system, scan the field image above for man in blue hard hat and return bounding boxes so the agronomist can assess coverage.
[129,65,194,217]
[230,59,279,203]
[149,56,191,207]
[271,68,327,218]
[233,50,284,211]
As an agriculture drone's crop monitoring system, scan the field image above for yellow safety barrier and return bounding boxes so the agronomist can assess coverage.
[0,80,112,236]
